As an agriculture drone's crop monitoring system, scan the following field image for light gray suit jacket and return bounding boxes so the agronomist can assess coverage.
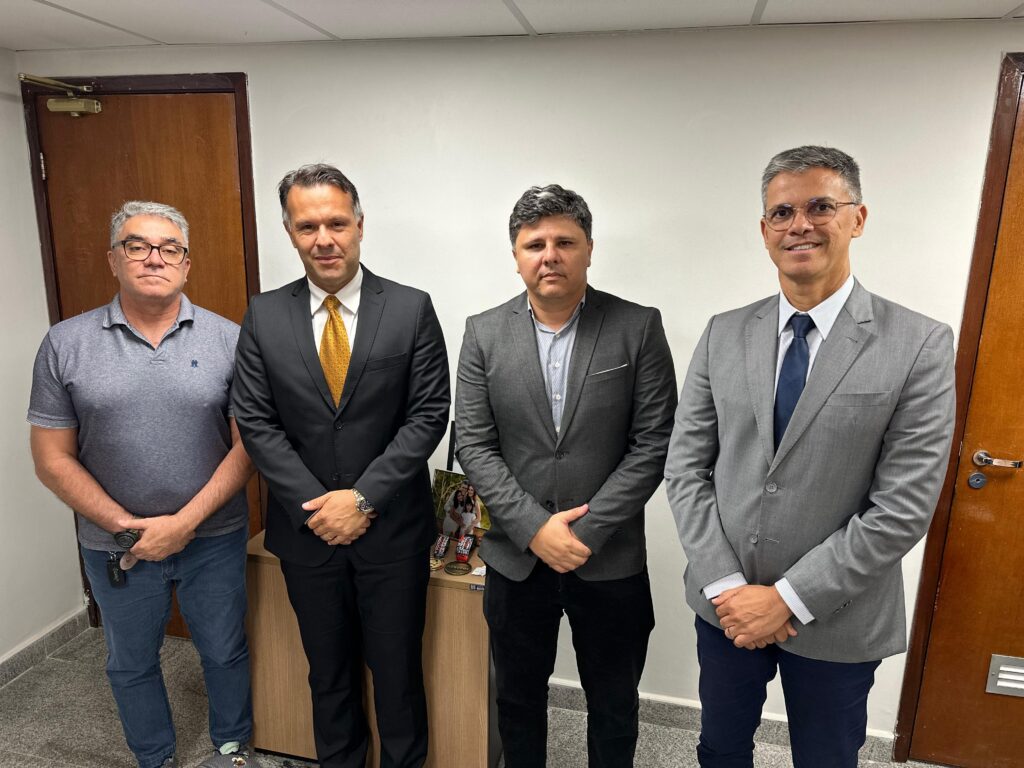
[666,280,955,662]
[455,286,677,582]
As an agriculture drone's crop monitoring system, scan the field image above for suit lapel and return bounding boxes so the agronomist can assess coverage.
[770,281,875,472]
[509,294,558,442]
[289,280,336,412]
[557,288,603,446]
[339,267,384,415]
[745,296,780,469]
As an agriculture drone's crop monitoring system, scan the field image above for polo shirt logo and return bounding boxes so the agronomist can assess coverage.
[191,360,198,368]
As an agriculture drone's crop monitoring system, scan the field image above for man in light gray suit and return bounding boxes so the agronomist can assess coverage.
[456,185,677,767]
[666,146,955,768]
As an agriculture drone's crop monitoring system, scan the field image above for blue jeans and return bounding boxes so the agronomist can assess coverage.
[81,525,253,768]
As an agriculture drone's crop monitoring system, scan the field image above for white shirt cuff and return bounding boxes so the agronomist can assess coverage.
[774,578,815,624]
[703,572,747,600]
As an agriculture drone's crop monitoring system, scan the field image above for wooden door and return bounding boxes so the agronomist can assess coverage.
[898,55,1024,766]
[22,74,262,637]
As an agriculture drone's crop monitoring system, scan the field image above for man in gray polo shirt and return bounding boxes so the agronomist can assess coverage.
[28,201,261,768]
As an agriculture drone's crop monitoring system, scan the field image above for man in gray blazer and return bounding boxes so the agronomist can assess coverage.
[456,185,677,767]
[666,146,955,767]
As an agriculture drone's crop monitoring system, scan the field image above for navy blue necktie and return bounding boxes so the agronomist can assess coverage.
[774,314,815,451]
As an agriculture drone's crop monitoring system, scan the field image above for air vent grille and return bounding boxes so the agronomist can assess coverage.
[986,655,1024,698]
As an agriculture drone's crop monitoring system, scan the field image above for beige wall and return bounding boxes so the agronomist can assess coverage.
[0,46,84,661]
[12,19,1016,732]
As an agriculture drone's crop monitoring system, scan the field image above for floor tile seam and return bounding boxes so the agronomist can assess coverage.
[44,626,96,659]
[0,618,92,690]
[550,704,892,763]
[0,666,36,692]
[548,704,718,742]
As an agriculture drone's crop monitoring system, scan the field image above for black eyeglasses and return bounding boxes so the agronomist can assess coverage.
[117,239,189,265]
[763,198,858,231]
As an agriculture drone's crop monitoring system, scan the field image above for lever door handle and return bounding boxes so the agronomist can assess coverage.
[972,450,1023,469]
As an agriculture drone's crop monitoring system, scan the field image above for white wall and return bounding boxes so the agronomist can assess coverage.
[15,20,1017,731]
[0,47,85,661]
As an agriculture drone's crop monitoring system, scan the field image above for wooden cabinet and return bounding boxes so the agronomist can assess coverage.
[246,532,500,768]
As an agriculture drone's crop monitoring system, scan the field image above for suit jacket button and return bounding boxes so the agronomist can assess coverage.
[765,482,778,493]
[749,534,758,544]
[545,500,554,510]
[335,422,344,431]
[556,451,565,460]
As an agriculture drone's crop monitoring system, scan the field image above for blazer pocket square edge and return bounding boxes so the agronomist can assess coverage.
[363,352,409,373]
[587,363,629,378]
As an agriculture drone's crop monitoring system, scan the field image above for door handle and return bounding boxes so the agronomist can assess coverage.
[972,450,1023,469]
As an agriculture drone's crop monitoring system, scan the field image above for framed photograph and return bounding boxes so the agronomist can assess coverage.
[432,469,491,539]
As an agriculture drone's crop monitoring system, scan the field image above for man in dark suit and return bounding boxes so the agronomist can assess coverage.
[232,164,450,768]
[455,185,677,767]
[666,146,956,767]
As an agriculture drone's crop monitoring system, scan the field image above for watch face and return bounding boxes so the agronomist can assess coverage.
[353,491,374,513]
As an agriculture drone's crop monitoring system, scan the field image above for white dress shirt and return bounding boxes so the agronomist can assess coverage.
[704,275,856,626]
[308,266,363,351]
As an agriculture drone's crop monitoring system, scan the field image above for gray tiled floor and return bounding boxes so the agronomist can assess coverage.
[0,627,935,768]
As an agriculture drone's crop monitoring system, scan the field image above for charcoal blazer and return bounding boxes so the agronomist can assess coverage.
[232,267,450,567]
[666,280,955,662]
[455,286,677,582]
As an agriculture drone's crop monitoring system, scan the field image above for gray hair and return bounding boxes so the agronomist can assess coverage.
[109,201,189,247]
[278,163,363,225]
[509,184,593,246]
[761,146,862,207]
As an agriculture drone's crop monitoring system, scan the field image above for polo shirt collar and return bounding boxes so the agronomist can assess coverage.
[103,293,195,330]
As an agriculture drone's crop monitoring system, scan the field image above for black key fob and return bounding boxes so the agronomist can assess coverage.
[106,556,127,588]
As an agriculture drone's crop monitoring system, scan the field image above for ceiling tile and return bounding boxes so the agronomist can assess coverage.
[514,0,757,33]
[270,0,526,39]
[0,0,152,50]
[49,0,332,45]
[761,0,1018,24]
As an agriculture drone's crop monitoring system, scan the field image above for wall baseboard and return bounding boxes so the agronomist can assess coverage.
[0,608,89,690]
[548,677,895,763]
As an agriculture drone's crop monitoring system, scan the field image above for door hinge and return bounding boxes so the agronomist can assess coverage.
[39,151,47,181]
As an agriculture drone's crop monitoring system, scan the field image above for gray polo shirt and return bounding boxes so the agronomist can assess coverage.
[28,294,248,551]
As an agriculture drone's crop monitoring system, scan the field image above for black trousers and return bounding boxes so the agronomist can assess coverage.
[280,546,429,768]
[484,561,655,768]
[694,616,880,768]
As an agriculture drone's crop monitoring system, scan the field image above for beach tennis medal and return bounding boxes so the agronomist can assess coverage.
[444,561,471,576]
[429,557,444,571]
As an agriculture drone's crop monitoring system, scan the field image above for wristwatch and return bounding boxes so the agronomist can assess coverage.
[352,488,375,516]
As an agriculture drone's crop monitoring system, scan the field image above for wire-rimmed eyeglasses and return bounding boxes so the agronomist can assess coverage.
[763,198,859,231]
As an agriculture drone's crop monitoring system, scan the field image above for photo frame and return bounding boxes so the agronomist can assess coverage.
[432,468,491,540]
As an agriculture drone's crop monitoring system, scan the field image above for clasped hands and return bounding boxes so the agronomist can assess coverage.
[114,513,196,568]
[304,489,377,546]
[712,585,798,649]
[529,503,592,573]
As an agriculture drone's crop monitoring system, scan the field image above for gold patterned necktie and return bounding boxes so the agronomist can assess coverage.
[319,295,351,408]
